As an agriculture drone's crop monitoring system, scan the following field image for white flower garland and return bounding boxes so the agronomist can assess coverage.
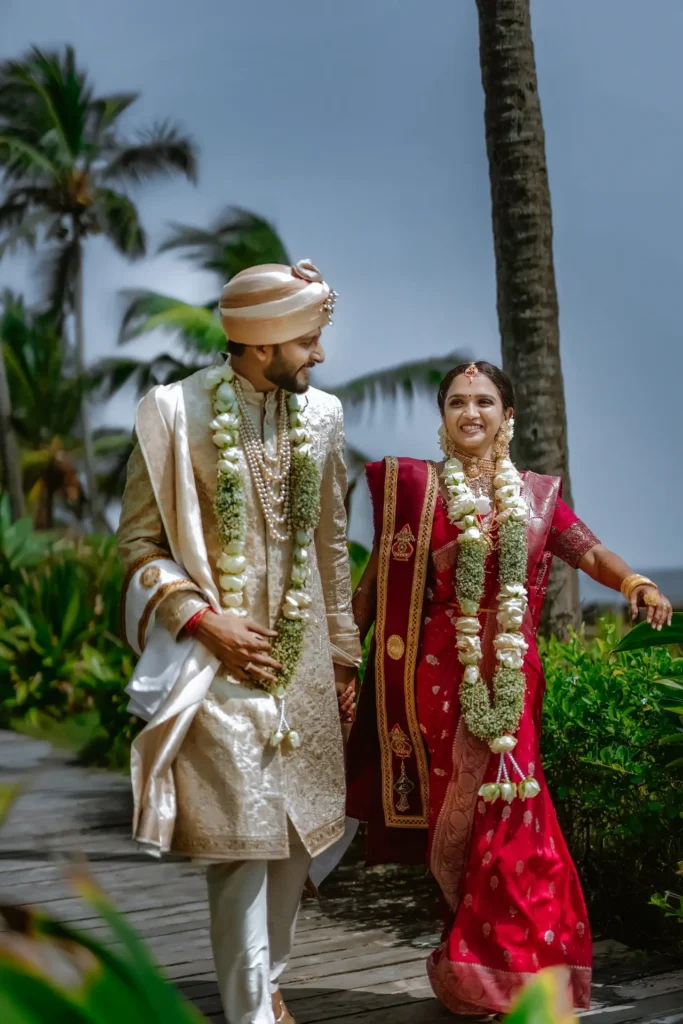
[205,361,319,751]
[442,432,541,803]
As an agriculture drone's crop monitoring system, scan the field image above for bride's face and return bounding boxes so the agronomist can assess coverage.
[442,373,510,456]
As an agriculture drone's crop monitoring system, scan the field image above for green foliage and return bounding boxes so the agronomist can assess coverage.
[503,967,574,1024]
[540,620,683,950]
[0,518,139,770]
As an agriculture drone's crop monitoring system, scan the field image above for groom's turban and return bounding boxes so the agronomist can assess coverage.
[219,260,336,346]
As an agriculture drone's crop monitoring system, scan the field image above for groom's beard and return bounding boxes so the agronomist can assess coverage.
[264,353,313,394]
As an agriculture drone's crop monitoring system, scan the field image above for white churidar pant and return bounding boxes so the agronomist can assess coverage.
[206,823,312,1024]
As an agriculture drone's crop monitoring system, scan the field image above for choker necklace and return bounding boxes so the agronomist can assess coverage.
[446,444,496,480]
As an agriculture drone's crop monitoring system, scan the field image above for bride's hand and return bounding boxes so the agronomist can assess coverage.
[631,586,673,631]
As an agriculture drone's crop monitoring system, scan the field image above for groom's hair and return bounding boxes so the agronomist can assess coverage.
[438,361,515,413]
[227,341,246,357]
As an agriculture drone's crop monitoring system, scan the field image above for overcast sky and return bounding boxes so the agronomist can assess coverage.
[2,0,682,575]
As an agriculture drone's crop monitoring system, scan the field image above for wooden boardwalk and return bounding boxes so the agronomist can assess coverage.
[0,730,682,1024]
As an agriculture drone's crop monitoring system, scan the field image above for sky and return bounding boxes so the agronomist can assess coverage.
[2,0,682,576]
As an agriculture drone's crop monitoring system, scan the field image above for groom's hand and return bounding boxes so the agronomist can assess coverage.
[195,612,284,686]
[334,664,358,725]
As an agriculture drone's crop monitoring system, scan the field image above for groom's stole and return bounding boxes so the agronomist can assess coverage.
[347,458,438,851]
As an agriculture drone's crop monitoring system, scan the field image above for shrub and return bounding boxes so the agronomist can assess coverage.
[540,620,683,951]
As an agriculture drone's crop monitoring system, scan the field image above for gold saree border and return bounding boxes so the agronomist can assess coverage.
[428,953,592,1015]
[375,457,438,828]
[137,579,200,653]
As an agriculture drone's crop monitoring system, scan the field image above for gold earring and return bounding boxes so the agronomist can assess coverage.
[493,418,514,460]
[438,423,458,458]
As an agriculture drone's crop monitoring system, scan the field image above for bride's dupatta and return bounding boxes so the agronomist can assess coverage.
[347,457,439,862]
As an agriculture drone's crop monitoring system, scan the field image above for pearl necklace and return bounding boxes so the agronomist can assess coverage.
[233,380,292,542]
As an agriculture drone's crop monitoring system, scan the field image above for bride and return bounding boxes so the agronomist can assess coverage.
[346,360,672,1016]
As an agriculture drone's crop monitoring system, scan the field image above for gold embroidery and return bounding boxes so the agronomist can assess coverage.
[389,724,414,813]
[392,523,416,561]
[119,552,164,644]
[375,457,438,828]
[138,579,199,653]
[389,723,413,758]
[387,634,405,661]
[140,565,161,589]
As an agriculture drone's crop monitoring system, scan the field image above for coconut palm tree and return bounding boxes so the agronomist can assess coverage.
[0,291,129,528]
[0,334,24,521]
[0,45,197,529]
[475,0,578,635]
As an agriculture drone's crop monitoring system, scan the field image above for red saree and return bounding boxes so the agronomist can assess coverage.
[347,458,599,1015]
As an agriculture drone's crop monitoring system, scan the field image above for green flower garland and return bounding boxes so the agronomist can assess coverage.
[443,449,540,802]
[207,363,320,711]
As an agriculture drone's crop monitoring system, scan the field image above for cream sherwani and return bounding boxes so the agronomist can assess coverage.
[116,364,361,1023]
[117,365,361,857]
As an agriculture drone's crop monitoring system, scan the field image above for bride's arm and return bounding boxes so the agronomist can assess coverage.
[352,545,378,642]
[547,497,672,631]
[578,544,672,631]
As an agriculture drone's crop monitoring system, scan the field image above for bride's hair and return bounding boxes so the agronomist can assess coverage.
[437,361,515,414]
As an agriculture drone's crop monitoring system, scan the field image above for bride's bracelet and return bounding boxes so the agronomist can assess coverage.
[620,573,657,600]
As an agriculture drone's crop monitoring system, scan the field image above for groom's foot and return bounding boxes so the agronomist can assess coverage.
[272,990,295,1024]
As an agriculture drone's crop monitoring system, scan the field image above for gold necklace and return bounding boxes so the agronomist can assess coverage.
[446,443,496,480]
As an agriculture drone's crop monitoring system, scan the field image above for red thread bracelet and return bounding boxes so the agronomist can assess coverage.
[185,607,210,636]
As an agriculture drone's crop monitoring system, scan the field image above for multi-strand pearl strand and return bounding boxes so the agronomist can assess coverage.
[234,382,292,543]
[443,444,541,803]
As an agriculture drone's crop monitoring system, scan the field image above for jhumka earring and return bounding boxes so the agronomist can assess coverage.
[493,417,515,460]
[438,422,459,458]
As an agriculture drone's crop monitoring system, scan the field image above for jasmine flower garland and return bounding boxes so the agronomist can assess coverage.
[443,427,541,804]
[205,360,321,750]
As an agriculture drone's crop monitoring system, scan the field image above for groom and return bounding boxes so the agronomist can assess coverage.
[116,260,361,1024]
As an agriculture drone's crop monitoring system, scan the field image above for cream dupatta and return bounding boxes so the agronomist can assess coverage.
[124,379,222,856]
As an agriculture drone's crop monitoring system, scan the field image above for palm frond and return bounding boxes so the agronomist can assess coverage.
[0,135,57,181]
[92,188,146,258]
[86,92,137,151]
[0,207,53,258]
[158,205,290,282]
[91,353,202,400]
[103,121,198,186]
[0,46,91,167]
[118,289,225,353]
[331,351,469,416]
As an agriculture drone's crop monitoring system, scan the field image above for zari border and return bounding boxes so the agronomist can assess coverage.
[119,552,163,646]
[428,952,592,1015]
[137,579,200,653]
[375,457,438,828]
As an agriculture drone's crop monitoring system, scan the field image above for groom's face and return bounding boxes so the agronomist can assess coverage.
[264,330,325,394]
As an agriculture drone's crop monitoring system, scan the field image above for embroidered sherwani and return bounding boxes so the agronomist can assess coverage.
[117,366,361,861]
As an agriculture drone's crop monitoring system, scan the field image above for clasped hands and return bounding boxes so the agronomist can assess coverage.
[194,611,359,721]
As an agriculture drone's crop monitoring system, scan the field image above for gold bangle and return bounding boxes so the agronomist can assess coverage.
[620,573,656,599]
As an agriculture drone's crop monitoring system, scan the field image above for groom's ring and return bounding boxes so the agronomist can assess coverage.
[245,661,255,675]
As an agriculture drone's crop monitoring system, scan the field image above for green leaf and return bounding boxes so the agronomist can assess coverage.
[612,614,683,653]
[0,964,95,1024]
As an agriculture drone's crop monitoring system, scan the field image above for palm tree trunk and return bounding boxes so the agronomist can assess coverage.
[475,0,579,636]
[72,234,107,533]
[0,341,25,521]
